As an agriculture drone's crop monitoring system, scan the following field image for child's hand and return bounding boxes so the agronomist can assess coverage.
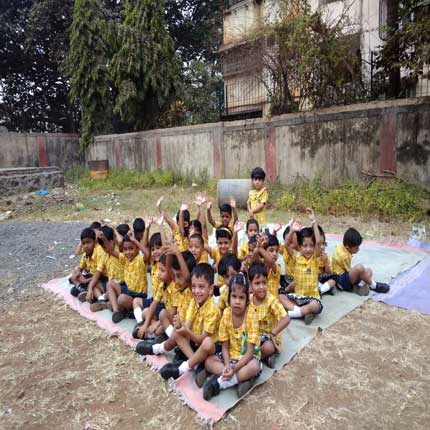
[128,230,136,241]
[180,203,189,212]
[234,221,245,233]
[306,208,316,223]
[273,223,282,233]
[156,196,164,210]
[291,220,301,232]
[222,365,233,380]
[229,198,236,208]
[137,324,147,339]
[144,216,153,226]
[270,333,281,353]
[195,193,204,207]
[156,215,164,226]
[206,200,213,210]
[260,233,269,248]
[173,314,182,330]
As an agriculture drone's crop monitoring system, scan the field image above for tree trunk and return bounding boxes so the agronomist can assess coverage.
[386,0,401,98]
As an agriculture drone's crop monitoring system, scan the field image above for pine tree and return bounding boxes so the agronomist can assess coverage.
[110,0,180,131]
[66,0,112,149]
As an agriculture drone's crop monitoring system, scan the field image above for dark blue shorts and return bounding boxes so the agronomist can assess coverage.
[155,303,165,317]
[120,282,147,300]
[336,272,360,292]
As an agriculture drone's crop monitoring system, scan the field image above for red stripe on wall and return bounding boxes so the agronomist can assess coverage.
[37,136,48,167]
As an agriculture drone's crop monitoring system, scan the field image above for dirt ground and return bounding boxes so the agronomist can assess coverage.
[0,186,429,429]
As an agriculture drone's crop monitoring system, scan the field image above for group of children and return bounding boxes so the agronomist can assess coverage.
[70,166,390,400]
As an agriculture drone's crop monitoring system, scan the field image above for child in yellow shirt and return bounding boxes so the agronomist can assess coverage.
[247,167,268,228]
[238,218,259,260]
[202,273,262,400]
[157,263,222,381]
[255,233,281,297]
[217,253,242,312]
[207,199,238,232]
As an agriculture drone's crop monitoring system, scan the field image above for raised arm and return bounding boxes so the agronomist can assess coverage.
[307,208,321,257]
[98,230,120,259]
[257,234,276,271]
[127,230,150,262]
[178,203,188,238]
[206,200,217,228]
[230,198,238,224]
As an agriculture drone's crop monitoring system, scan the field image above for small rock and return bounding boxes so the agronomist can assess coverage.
[103,219,112,224]
[0,211,13,221]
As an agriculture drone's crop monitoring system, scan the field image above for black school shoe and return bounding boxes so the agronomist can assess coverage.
[173,347,188,364]
[203,375,220,401]
[195,364,209,388]
[112,311,126,324]
[237,377,256,397]
[70,284,87,297]
[135,340,154,356]
[160,363,180,380]
[374,282,390,293]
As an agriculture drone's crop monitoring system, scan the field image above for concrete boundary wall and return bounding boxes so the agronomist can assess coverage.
[0,132,82,169]
[90,98,430,186]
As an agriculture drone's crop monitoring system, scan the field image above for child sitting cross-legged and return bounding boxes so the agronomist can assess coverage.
[218,253,242,312]
[156,263,221,381]
[202,273,262,400]
[332,227,390,295]
[248,262,290,368]
[279,209,324,325]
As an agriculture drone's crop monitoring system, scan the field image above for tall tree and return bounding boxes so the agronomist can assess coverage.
[66,0,112,149]
[110,0,180,131]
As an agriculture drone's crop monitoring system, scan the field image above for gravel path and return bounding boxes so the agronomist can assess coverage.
[0,221,87,302]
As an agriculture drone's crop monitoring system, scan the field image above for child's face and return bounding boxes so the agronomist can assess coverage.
[151,244,163,262]
[81,238,96,255]
[189,238,204,262]
[217,237,231,255]
[158,262,170,283]
[224,266,238,286]
[267,245,279,263]
[220,212,232,227]
[252,177,263,190]
[123,241,139,261]
[251,274,268,300]
[320,237,327,253]
[247,223,259,238]
[191,275,213,305]
[300,237,315,259]
[229,285,247,315]
[189,225,201,236]
[346,245,360,254]
[248,241,256,253]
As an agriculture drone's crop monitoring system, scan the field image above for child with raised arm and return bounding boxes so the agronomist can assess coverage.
[255,233,281,298]
[332,227,390,295]
[247,167,268,229]
[248,262,290,368]
[135,245,196,358]
[104,231,150,323]
[279,209,323,325]
[202,273,262,400]
[207,199,238,232]
[157,263,221,381]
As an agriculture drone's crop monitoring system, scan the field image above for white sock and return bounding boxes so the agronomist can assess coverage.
[178,360,192,375]
[217,374,238,390]
[152,342,166,355]
[369,280,377,290]
[133,307,143,323]
[98,294,106,301]
[165,325,174,337]
[319,282,331,294]
[288,305,302,319]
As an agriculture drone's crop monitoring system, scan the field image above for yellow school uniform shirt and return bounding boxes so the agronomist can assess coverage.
[238,241,249,260]
[279,244,294,278]
[173,286,193,323]
[186,297,221,342]
[268,264,281,297]
[118,252,148,294]
[218,307,261,360]
[172,225,189,252]
[210,248,225,286]
[154,281,176,313]
[318,255,331,275]
[248,187,268,226]
[218,285,229,312]
[250,292,287,346]
[214,221,234,233]
[331,244,352,275]
[79,244,105,276]
[150,261,163,299]
[292,252,320,299]
[104,254,124,283]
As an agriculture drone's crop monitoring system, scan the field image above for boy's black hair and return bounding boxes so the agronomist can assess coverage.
[116,224,130,237]
[248,235,257,245]
[215,227,232,241]
[343,227,362,248]
[267,233,279,248]
[81,227,96,241]
[218,253,241,277]
[248,261,268,281]
[283,225,291,239]
[89,221,102,230]
[192,263,214,285]
[297,227,315,246]
[219,203,232,215]
[149,232,162,248]
[228,272,250,305]
[189,233,204,246]
[123,234,133,243]
[189,219,202,233]
[159,254,167,265]
[133,218,145,233]
[251,166,266,180]
[100,225,114,242]
[246,218,259,231]
[176,209,191,223]
[171,250,196,273]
